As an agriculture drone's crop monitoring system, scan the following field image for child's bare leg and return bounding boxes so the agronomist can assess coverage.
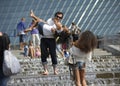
[30,10,46,23]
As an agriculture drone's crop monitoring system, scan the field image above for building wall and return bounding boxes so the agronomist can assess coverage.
[0,0,120,45]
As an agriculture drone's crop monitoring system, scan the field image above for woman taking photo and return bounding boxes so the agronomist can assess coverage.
[70,31,97,86]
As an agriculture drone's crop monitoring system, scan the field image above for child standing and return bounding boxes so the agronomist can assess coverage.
[24,42,29,57]
[35,46,41,58]
[28,40,35,58]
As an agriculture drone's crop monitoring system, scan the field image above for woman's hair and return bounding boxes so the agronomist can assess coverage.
[0,33,10,67]
[74,31,97,53]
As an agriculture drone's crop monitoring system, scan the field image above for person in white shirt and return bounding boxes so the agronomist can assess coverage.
[29,10,64,75]
[70,31,97,86]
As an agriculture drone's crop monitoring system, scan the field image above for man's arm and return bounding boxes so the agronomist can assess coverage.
[24,22,36,33]
[53,18,62,30]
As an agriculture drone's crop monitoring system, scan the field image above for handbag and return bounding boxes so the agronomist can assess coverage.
[64,55,74,65]
[3,50,21,76]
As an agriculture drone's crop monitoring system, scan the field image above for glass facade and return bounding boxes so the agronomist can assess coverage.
[0,0,120,45]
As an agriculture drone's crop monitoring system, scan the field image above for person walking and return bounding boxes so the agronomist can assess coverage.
[17,17,27,50]
[70,31,97,86]
[0,32,10,86]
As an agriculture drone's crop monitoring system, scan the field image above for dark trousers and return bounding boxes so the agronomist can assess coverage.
[19,34,26,43]
[0,70,10,86]
[40,38,57,65]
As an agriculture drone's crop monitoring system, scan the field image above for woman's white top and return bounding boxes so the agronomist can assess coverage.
[42,18,62,38]
[70,45,92,62]
[47,18,56,28]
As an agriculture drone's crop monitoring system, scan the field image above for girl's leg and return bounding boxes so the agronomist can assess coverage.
[74,67,81,86]
[30,10,46,23]
[80,63,87,86]
[29,47,35,58]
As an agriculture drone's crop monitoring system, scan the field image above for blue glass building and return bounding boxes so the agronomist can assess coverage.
[0,0,120,45]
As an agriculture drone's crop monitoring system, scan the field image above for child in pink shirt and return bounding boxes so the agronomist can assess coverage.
[35,47,41,58]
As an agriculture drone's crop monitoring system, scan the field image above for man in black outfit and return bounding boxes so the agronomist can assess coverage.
[29,10,64,75]
[41,11,64,75]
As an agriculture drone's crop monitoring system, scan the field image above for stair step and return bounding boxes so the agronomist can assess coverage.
[8,73,120,86]
[8,50,120,86]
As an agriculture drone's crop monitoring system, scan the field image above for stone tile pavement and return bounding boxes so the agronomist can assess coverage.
[7,49,120,86]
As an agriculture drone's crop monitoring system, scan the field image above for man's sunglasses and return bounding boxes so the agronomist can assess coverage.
[56,15,62,19]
